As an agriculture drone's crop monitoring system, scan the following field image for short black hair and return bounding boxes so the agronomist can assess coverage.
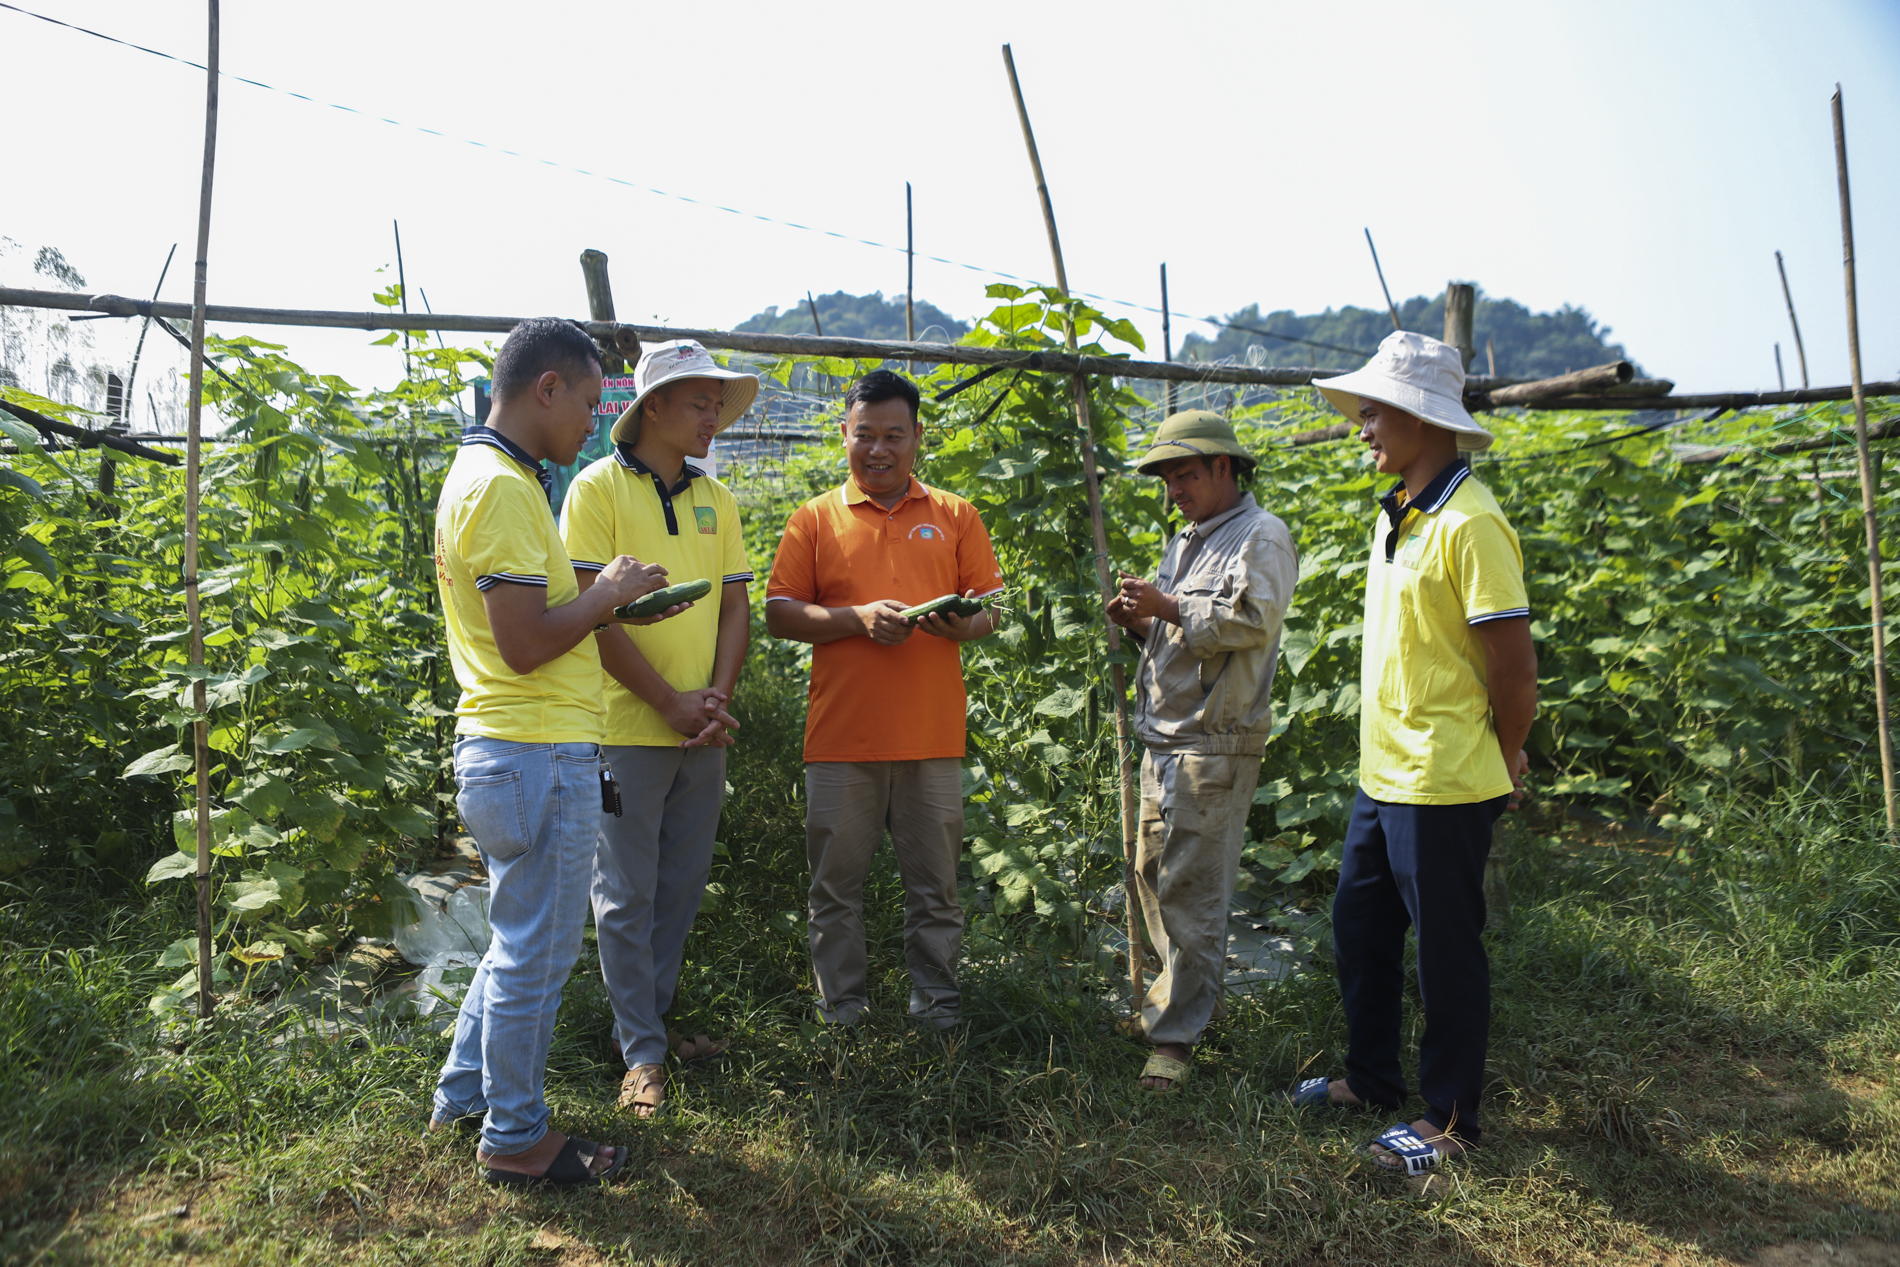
[843,369,921,424]
[492,318,602,402]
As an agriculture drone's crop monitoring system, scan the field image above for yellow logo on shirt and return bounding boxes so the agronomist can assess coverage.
[695,506,717,534]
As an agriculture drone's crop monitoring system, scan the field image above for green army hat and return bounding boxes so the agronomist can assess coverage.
[1134,410,1257,477]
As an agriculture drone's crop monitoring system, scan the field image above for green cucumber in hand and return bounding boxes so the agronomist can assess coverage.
[615,578,712,620]
[899,593,985,626]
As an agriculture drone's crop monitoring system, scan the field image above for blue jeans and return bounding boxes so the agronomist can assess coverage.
[1332,789,1506,1142]
[433,737,601,1157]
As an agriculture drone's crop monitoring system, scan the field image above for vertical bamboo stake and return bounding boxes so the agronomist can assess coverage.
[394,220,411,382]
[1364,228,1401,330]
[1775,343,1786,393]
[578,249,624,374]
[1000,44,1146,1004]
[1159,263,1176,417]
[1442,282,1475,370]
[905,182,916,343]
[1830,85,1897,832]
[1775,250,1810,389]
[1485,337,1496,377]
[187,0,221,1019]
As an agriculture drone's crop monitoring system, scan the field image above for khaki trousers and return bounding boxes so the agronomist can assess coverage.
[1135,748,1262,1047]
[805,759,964,1024]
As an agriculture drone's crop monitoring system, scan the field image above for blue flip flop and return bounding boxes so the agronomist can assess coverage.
[1287,1076,1336,1109]
[1367,1124,1440,1176]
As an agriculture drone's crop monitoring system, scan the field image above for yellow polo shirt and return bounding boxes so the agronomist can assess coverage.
[434,433,604,743]
[1359,461,1529,804]
[559,449,752,746]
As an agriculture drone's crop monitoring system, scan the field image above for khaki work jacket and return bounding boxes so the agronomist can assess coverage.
[1131,493,1298,756]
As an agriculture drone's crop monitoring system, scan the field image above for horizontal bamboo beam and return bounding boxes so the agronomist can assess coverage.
[1679,414,1898,463]
[0,399,180,465]
[1477,360,1633,407]
[0,285,1567,395]
[1515,381,1900,411]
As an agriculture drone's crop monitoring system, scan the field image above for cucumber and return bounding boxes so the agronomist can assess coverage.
[899,593,985,625]
[615,578,713,620]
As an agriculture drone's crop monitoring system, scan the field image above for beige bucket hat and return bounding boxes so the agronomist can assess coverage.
[1313,331,1493,452]
[611,339,760,445]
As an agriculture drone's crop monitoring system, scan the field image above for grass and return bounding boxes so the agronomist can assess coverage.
[4,670,1898,1265]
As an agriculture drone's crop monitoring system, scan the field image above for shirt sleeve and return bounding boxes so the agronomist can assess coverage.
[558,466,615,574]
[459,475,554,591]
[1177,519,1299,659]
[719,486,754,586]
[954,500,1006,599]
[1451,511,1530,625]
[765,502,818,604]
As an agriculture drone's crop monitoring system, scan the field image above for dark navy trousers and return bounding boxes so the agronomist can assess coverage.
[1333,788,1506,1142]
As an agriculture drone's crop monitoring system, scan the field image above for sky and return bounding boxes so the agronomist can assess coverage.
[2,0,1897,404]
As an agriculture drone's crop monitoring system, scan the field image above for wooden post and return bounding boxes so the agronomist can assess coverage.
[1160,263,1176,417]
[1486,337,1496,377]
[578,249,624,374]
[1442,282,1475,369]
[1830,85,1897,832]
[1364,228,1401,331]
[1001,44,1147,1005]
[1775,250,1810,389]
[187,0,221,1020]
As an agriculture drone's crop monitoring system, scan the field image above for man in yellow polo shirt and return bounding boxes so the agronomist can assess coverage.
[561,339,757,1117]
[766,369,1004,1028]
[431,317,671,1188]
[1287,332,1538,1179]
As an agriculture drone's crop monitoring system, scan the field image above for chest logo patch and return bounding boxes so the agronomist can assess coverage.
[1395,531,1429,569]
[694,506,717,535]
[909,523,946,542]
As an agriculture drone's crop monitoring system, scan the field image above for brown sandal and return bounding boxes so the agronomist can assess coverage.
[618,1063,666,1117]
[667,1028,731,1063]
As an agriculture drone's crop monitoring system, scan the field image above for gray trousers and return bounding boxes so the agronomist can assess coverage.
[1134,748,1262,1047]
[805,759,964,1024]
[594,743,726,1068]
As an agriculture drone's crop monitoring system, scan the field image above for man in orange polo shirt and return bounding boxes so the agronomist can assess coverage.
[766,369,1004,1027]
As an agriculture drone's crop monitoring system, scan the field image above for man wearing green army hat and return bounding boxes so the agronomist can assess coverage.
[1105,410,1298,1092]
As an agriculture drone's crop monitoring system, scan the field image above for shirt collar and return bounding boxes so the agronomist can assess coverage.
[1379,458,1470,532]
[613,443,703,496]
[842,475,927,507]
[461,426,551,497]
[1184,491,1257,539]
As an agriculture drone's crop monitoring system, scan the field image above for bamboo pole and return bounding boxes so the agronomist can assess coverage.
[578,249,624,374]
[1443,283,1476,370]
[1776,250,1810,390]
[1160,263,1176,416]
[393,220,411,381]
[1830,85,1897,833]
[1775,343,1786,393]
[8,285,1897,409]
[905,182,915,346]
[1000,44,1147,1005]
[1364,228,1400,330]
[187,0,221,1020]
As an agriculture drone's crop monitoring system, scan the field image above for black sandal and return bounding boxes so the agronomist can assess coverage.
[484,1135,626,1188]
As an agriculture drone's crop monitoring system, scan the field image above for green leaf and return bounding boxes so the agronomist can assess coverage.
[380,803,434,838]
[123,746,194,778]
[0,467,46,499]
[1033,687,1088,718]
[0,412,42,451]
[10,535,58,582]
[145,852,198,883]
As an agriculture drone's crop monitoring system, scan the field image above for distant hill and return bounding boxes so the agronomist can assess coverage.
[1176,286,1639,379]
[735,291,969,343]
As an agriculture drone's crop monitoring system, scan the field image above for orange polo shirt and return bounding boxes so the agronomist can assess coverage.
[767,476,1004,762]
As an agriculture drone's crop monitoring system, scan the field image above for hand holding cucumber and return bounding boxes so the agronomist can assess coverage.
[614,577,713,622]
[854,600,915,646]
[595,556,672,617]
[910,590,988,641]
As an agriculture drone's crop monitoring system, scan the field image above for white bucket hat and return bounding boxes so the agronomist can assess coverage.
[1313,331,1493,452]
[611,338,760,445]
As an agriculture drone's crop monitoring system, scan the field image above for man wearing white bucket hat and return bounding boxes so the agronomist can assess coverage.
[1286,332,1538,1178]
[560,339,759,1117]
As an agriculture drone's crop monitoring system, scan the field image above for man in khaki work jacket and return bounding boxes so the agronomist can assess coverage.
[1106,410,1298,1093]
